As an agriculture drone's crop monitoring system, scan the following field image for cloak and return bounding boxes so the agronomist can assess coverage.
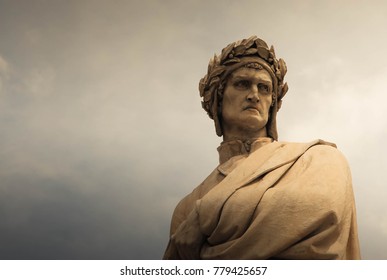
[164,139,360,259]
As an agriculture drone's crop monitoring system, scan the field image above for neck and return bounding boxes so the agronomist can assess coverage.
[222,126,267,142]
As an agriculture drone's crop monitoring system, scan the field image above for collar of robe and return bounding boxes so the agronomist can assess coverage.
[216,137,274,176]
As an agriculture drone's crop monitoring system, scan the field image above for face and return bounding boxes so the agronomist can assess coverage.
[221,67,273,140]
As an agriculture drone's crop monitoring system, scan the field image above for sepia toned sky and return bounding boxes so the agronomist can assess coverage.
[1,0,387,259]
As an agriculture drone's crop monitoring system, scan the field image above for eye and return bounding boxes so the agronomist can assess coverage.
[258,84,270,92]
[234,80,250,89]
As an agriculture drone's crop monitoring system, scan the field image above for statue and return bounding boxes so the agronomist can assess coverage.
[163,36,361,259]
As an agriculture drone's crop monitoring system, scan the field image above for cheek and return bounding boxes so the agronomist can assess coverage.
[222,90,235,103]
[222,91,237,110]
[221,98,233,119]
[261,94,272,108]
[221,93,242,120]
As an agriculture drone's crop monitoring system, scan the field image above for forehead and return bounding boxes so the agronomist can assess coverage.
[229,67,272,82]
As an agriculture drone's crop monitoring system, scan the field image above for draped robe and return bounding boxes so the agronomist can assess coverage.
[164,138,360,259]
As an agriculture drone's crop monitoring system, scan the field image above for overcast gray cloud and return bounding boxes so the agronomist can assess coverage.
[0,0,387,259]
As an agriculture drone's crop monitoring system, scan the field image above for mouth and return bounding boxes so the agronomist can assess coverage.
[244,106,260,112]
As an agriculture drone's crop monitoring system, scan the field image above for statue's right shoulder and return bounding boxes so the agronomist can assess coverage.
[169,167,223,234]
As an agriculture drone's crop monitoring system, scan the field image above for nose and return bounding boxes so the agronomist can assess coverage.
[246,86,259,103]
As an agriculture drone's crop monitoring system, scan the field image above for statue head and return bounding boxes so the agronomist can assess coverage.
[199,36,288,140]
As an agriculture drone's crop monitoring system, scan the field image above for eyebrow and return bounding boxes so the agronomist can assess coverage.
[231,74,272,84]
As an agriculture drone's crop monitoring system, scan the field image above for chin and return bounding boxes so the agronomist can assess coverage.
[241,123,266,133]
[243,117,267,129]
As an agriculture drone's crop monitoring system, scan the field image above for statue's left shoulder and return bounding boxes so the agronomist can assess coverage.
[305,140,350,168]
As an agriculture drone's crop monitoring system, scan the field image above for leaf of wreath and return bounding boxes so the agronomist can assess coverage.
[209,66,226,79]
[220,43,235,62]
[244,48,258,55]
[223,58,241,65]
[209,76,220,87]
[275,70,282,81]
[282,82,288,98]
[234,45,246,56]
[279,58,287,77]
[270,45,276,57]
[255,38,269,49]
[203,91,212,102]
[199,78,206,95]
[257,46,270,60]
[244,36,257,49]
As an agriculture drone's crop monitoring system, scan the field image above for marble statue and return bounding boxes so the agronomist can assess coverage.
[163,36,360,259]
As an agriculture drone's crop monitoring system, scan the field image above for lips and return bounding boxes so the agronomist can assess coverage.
[244,106,260,111]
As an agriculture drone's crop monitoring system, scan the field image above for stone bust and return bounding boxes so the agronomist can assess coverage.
[163,36,360,259]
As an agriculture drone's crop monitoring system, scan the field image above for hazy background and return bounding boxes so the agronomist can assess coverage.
[0,0,386,259]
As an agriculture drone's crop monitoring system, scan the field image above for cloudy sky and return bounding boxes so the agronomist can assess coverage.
[0,0,386,260]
